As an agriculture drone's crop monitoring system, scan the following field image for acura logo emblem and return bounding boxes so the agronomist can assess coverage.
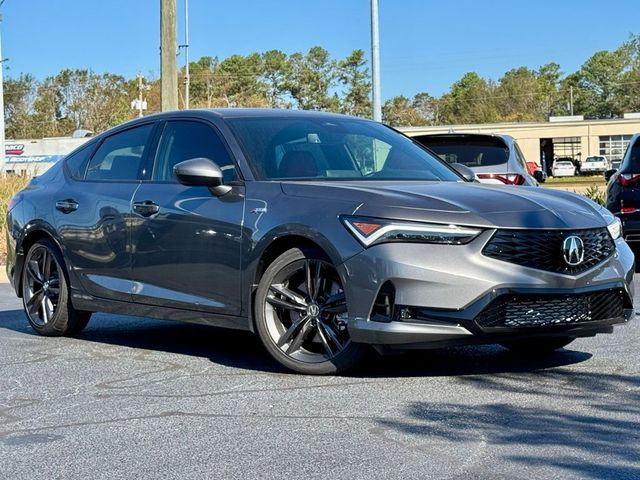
[563,235,585,266]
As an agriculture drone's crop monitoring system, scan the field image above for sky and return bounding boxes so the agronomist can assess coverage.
[1,0,638,100]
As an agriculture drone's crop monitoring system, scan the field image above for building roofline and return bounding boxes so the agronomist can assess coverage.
[400,117,640,133]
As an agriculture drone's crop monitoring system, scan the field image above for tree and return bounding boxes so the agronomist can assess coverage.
[536,62,563,117]
[382,96,427,127]
[338,49,371,117]
[412,92,440,125]
[495,67,545,121]
[574,49,628,118]
[286,47,340,111]
[260,50,290,108]
[4,74,37,138]
[217,53,268,107]
[439,72,498,124]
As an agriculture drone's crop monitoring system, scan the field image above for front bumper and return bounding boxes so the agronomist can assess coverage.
[341,233,635,348]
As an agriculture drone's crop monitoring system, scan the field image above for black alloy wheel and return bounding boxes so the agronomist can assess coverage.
[22,239,91,336]
[255,248,365,374]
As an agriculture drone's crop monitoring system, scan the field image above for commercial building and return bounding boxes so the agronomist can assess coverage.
[401,116,640,171]
[2,133,91,175]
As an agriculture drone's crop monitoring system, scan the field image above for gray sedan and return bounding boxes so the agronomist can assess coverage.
[5,109,634,374]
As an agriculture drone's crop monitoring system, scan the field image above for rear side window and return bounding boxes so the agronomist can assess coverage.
[417,136,509,167]
[513,142,528,170]
[153,120,236,182]
[65,142,95,180]
[85,124,153,181]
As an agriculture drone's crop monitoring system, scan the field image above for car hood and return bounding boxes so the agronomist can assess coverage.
[281,181,608,229]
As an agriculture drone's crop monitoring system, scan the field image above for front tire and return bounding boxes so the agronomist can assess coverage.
[21,239,91,337]
[254,248,365,374]
[500,336,574,354]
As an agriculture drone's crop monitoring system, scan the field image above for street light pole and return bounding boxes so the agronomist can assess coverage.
[184,0,189,109]
[370,0,382,122]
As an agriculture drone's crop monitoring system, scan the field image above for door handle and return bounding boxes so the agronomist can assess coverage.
[55,199,79,214]
[133,200,160,217]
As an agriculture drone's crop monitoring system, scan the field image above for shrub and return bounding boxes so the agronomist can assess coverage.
[0,174,31,262]
[583,184,606,206]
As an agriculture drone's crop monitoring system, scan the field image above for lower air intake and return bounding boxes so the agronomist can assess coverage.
[475,289,625,330]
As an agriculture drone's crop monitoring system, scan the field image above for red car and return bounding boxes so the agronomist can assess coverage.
[527,161,547,182]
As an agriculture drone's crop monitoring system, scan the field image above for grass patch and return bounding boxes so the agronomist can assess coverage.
[0,175,30,263]
[546,175,605,184]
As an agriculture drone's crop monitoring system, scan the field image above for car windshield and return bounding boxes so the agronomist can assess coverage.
[414,136,509,167]
[226,116,461,182]
[556,161,572,167]
[586,156,604,162]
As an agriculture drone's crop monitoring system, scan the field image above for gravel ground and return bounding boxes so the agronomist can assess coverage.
[0,279,639,480]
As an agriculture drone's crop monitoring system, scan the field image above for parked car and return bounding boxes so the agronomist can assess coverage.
[556,156,582,175]
[552,160,576,177]
[581,155,610,175]
[411,133,543,186]
[527,161,547,183]
[606,133,640,248]
[6,110,634,374]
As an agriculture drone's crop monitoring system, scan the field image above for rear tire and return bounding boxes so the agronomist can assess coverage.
[254,247,365,374]
[500,336,574,354]
[21,239,91,337]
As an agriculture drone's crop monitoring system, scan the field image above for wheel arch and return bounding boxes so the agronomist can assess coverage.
[15,223,65,297]
[246,231,343,332]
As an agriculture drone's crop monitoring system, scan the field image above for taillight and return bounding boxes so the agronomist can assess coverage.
[476,173,526,185]
[621,207,638,214]
[618,173,640,187]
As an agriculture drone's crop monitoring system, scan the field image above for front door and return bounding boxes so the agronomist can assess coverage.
[129,120,244,315]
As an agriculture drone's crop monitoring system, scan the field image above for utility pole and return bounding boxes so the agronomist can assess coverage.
[0,14,5,173]
[370,0,382,122]
[569,86,574,116]
[184,0,190,109]
[160,0,178,111]
[137,73,145,118]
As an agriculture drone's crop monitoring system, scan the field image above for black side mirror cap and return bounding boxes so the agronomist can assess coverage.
[174,157,231,196]
[450,163,477,182]
[604,169,617,182]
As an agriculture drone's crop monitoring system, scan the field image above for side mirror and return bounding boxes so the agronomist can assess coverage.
[174,157,231,196]
[604,169,617,182]
[533,170,545,183]
[450,162,477,182]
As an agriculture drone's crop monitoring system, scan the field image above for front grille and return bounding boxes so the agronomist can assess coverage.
[483,228,615,275]
[475,289,625,330]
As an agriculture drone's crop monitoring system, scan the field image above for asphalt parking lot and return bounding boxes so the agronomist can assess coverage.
[1,279,639,480]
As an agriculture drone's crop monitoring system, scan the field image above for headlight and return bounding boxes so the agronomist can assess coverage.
[607,217,622,240]
[341,216,482,247]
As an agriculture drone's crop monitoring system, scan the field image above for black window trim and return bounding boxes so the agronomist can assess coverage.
[63,139,99,181]
[78,121,159,183]
[145,117,243,185]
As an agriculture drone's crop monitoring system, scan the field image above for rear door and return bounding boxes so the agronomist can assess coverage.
[129,119,244,315]
[55,122,156,302]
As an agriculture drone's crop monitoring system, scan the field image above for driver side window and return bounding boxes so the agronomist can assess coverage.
[153,120,236,182]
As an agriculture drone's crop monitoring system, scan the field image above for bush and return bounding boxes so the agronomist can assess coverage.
[583,184,606,206]
[0,174,30,262]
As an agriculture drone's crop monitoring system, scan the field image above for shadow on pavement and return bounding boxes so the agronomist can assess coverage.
[0,308,593,377]
[374,370,640,480]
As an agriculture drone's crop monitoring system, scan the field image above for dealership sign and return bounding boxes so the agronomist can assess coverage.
[5,144,25,156]
[4,143,65,164]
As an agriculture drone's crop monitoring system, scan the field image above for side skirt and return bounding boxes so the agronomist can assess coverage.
[70,290,251,332]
